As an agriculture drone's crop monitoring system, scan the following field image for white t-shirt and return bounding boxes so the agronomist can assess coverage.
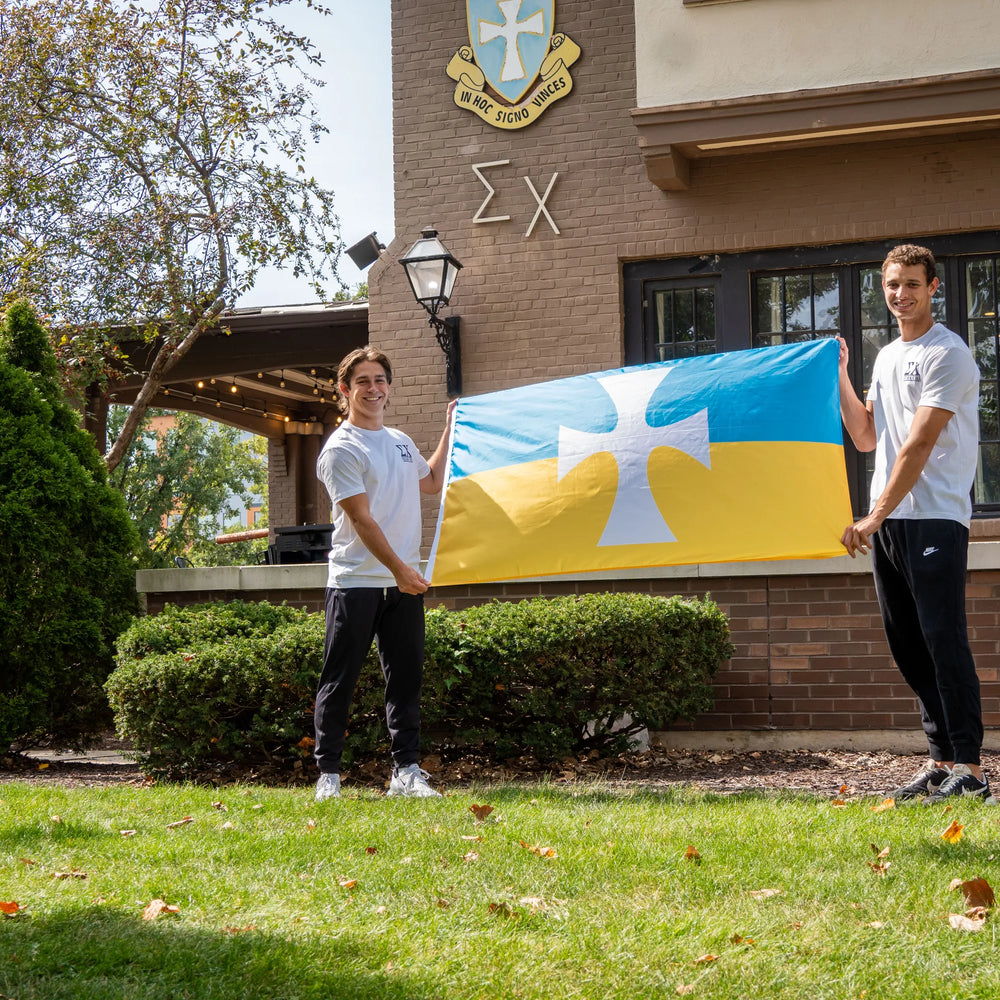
[316,422,430,588]
[866,323,980,526]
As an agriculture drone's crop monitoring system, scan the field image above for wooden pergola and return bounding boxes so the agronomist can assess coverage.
[97,300,369,530]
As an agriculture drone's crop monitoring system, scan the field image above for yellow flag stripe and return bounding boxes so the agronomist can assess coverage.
[430,441,851,586]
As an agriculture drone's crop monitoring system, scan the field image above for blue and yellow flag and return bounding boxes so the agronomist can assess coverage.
[427,338,852,586]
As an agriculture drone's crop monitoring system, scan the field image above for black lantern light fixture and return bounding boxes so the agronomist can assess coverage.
[398,227,463,395]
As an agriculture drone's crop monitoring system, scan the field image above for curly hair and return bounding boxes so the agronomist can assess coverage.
[882,244,937,284]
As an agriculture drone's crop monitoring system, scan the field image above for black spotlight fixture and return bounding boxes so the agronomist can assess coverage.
[345,231,385,271]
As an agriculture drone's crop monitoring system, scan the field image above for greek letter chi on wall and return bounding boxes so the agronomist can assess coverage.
[447,0,580,129]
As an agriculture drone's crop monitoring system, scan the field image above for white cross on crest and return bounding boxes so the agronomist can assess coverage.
[478,0,545,82]
[557,368,711,547]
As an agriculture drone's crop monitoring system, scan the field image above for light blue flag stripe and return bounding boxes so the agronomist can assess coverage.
[450,338,842,481]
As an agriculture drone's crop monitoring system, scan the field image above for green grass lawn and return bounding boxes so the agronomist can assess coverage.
[1,779,998,999]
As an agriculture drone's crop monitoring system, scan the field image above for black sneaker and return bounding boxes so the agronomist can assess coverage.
[891,763,950,801]
[923,763,992,805]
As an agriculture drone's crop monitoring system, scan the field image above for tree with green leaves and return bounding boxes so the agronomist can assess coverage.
[108,405,268,567]
[0,301,140,752]
[0,0,342,471]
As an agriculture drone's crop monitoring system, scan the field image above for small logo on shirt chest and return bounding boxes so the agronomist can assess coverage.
[396,444,414,463]
[903,360,921,383]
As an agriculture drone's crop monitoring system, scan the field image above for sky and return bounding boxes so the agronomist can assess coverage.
[239,0,394,307]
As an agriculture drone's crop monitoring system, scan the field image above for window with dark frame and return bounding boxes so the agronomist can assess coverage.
[622,235,1000,517]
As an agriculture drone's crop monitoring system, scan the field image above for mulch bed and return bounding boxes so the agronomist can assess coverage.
[5,744,992,798]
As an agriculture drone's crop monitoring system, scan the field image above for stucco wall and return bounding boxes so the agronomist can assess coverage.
[635,0,1000,107]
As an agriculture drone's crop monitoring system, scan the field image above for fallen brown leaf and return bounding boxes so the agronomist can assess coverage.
[684,845,701,862]
[871,799,895,813]
[0,902,19,915]
[693,953,718,965]
[519,840,557,858]
[51,870,87,880]
[949,876,996,910]
[166,816,194,829]
[142,899,180,921]
[868,843,891,874]
[469,803,494,823]
[941,820,964,844]
[949,911,987,932]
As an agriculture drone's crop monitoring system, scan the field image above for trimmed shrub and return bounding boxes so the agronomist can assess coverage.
[106,601,321,776]
[416,593,733,761]
[0,301,140,752]
[107,594,733,776]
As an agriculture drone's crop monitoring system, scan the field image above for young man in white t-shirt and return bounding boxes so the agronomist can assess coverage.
[313,346,455,801]
[839,244,988,803]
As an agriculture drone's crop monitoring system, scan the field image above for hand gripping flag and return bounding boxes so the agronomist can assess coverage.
[426,338,852,586]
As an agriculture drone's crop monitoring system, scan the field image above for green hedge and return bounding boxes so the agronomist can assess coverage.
[106,594,733,777]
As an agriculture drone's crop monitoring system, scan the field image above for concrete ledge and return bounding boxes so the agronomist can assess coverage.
[136,564,328,594]
[134,540,1000,596]
[651,728,1000,754]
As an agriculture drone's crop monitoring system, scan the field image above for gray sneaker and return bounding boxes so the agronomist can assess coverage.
[923,764,991,805]
[891,762,950,801]
[387,764,441,798]
[315,772,341,802]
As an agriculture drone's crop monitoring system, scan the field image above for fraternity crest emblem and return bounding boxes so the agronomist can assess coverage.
[447,1,581,130]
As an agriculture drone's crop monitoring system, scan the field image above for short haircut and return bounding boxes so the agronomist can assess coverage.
[882,244,937,284]
[336,345,392,415]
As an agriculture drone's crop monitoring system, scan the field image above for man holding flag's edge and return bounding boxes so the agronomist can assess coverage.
[312,346,455,802]
[839,244,989,804]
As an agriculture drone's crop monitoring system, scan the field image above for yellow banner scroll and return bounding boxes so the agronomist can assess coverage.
[446,33,581,130]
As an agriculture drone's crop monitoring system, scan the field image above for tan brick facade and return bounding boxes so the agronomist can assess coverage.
[344,0,1000,741]
[375,0,1000,461]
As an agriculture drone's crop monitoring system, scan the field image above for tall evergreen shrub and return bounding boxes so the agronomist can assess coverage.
[0,301,140,751]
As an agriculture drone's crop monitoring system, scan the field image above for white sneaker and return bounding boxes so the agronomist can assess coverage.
[315,772,341,802]
[387,764,441,798]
